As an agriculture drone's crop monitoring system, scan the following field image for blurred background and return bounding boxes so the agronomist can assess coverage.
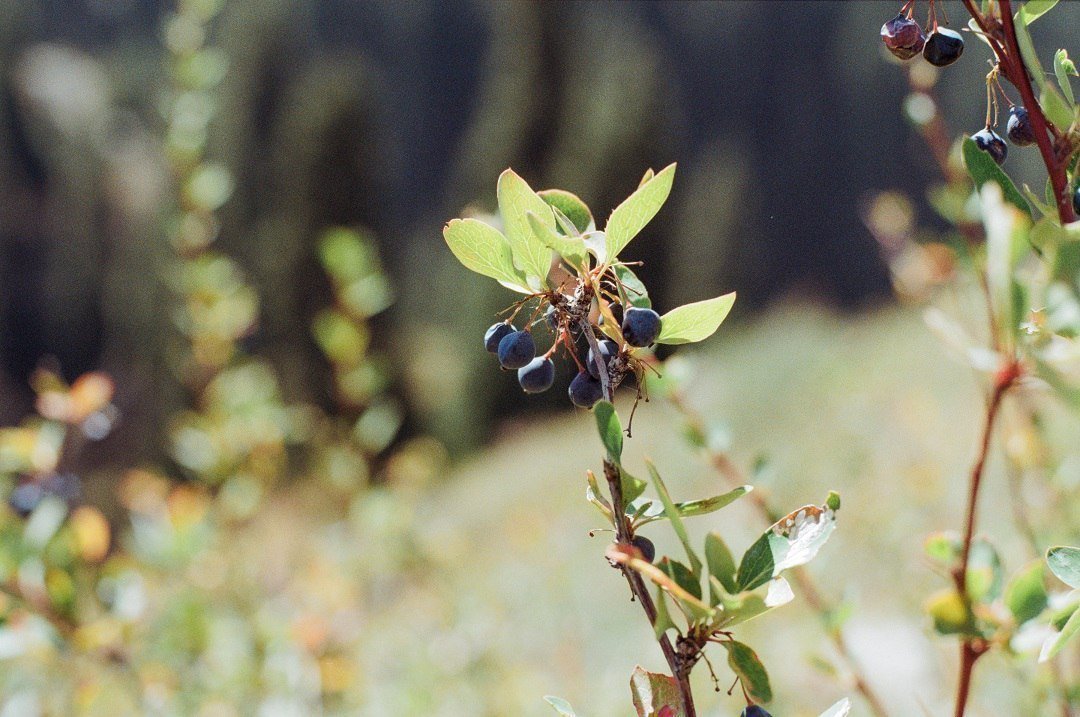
[1,1,1078,715]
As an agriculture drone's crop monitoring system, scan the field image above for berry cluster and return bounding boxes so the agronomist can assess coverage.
[881,1,963,68]
[484,278,662,409]
[881,1,1042,168]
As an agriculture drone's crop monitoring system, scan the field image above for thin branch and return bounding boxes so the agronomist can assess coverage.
[604,459,697,717]
[665,390,890,717]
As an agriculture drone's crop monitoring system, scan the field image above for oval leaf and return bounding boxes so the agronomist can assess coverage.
[656,293,736,345]
[594,400,623,463]
[539,188,594,234]
[721,641,772,704]
[1047,546,1080,588]
[527,211,587,268]
[498,169,555,284]
[605,164,676,261]
[962,137,1032,219]
[443,218,530,292]
[630,666,685,717]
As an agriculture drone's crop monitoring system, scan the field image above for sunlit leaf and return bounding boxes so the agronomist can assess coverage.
[818,698,853,717]
[1047,546,1080,588]
[539,189,594,234]
[1040,599,1080,661]
[646,460,702,575]
[614,264,651,309]
[544,696,578,716]
[1054,49,1077,104]
[1005,559,1048,625]
[656,293,736,345]
[497,169,555,285]
[442,218,530,292]
[1015,0,1059,25]
[605,164,676,261]
[635,486,751,527]
[527,211,587,268]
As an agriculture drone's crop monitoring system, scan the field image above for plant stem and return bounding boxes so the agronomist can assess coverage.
[603,459,697,717]
[950,366,1015,717]
[962,0,1077,224]
[666,389,891,717]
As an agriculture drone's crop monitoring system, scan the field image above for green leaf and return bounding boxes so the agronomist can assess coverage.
[1054,49,1076,105]
[1040,83,1075,131]
[1013,8,1048,93]
[653,585,678,639]
[1016,0,1060,25]
[497,169,555,286]
[962,137,1032,218]
[539,189,594,234]
[614,264,652,309]
[635,486,751,527]
[605,163,676,261]
[630,666,685,717]
[1005,559,1048,625]
[621,466,648,506]
[736,532,775,592]
[966,539,1004,603]
[655,293,736,345]
[585,470,614,524]
[658,558,702,601]
[826,491,841,512]
[527,211,587,268]
[647,460,702,575]
[714,593,771,629]
[543,696,577,716]
[721,641,772,704]
[705,532,739,597]
[1047,546,1080,588]
[925,531,962,564]
[925,589,973,635]
[1040,600,1080,661]
[442,218,531,292]
[581,230,608,265]
[593,401,623,463]
[818,698,853,717]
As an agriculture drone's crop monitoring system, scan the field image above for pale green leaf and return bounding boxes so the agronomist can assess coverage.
[656,293,736,345]
[647,460,702,575]
[1047,546,1080,588]
[1013,7,1048,92]
[498,169,555,284]
[605,163,676,261]
[527,211,587,268]
[539,189,593,234]
[818,698,852,717]
[1040,600,1080,661]
[1005,559,1047,624]
[544,696,577,716]
[442,218,530,292]
[1040,83,1075,131]
[1016,0,1059,25]
[1054,49,1076,104]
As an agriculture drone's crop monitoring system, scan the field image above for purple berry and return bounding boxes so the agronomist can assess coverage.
[631,535,655,563]
[923,28,964,67]
[881,14,925,61]
[621,307,662,347]
[484,322,514,353]
[1073,184,1080,216]
[973,128,1007,165]
[517,357,555,393]
[568,371,604,408]
[741,707,772,717]
[1006,106,1035,146]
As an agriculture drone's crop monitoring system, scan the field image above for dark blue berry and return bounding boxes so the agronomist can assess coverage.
[8,482,43,517]
[973,128,1007,165]
[587,339,618,379]
[923,28,964,67]
[881,14,925,61]
[517,357,555,393]
[631,535,655,563]
[741,707,772,717]
[568,371,604,408]
[545,305,560,331]
[1006,106,1035,146]
[1074,184,1080,216]
[622,307,662,347]
[484,323,515,353]
[497,330,536,369]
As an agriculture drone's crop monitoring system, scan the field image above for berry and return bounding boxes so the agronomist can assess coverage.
[497,330,536,369]
[8,482,43,517]
[568,371,604,408]
[1006,106,1036,146]
[881,14,925,61]
[622,307,662,347]
[587,339,618,379]
[1074,184,1080,216]
[517,357,555,393]
[972,128,1007,165]
[923,28,964,66]
[741,707,772,717]
[631,535,655,563]
[484,322,514,353]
